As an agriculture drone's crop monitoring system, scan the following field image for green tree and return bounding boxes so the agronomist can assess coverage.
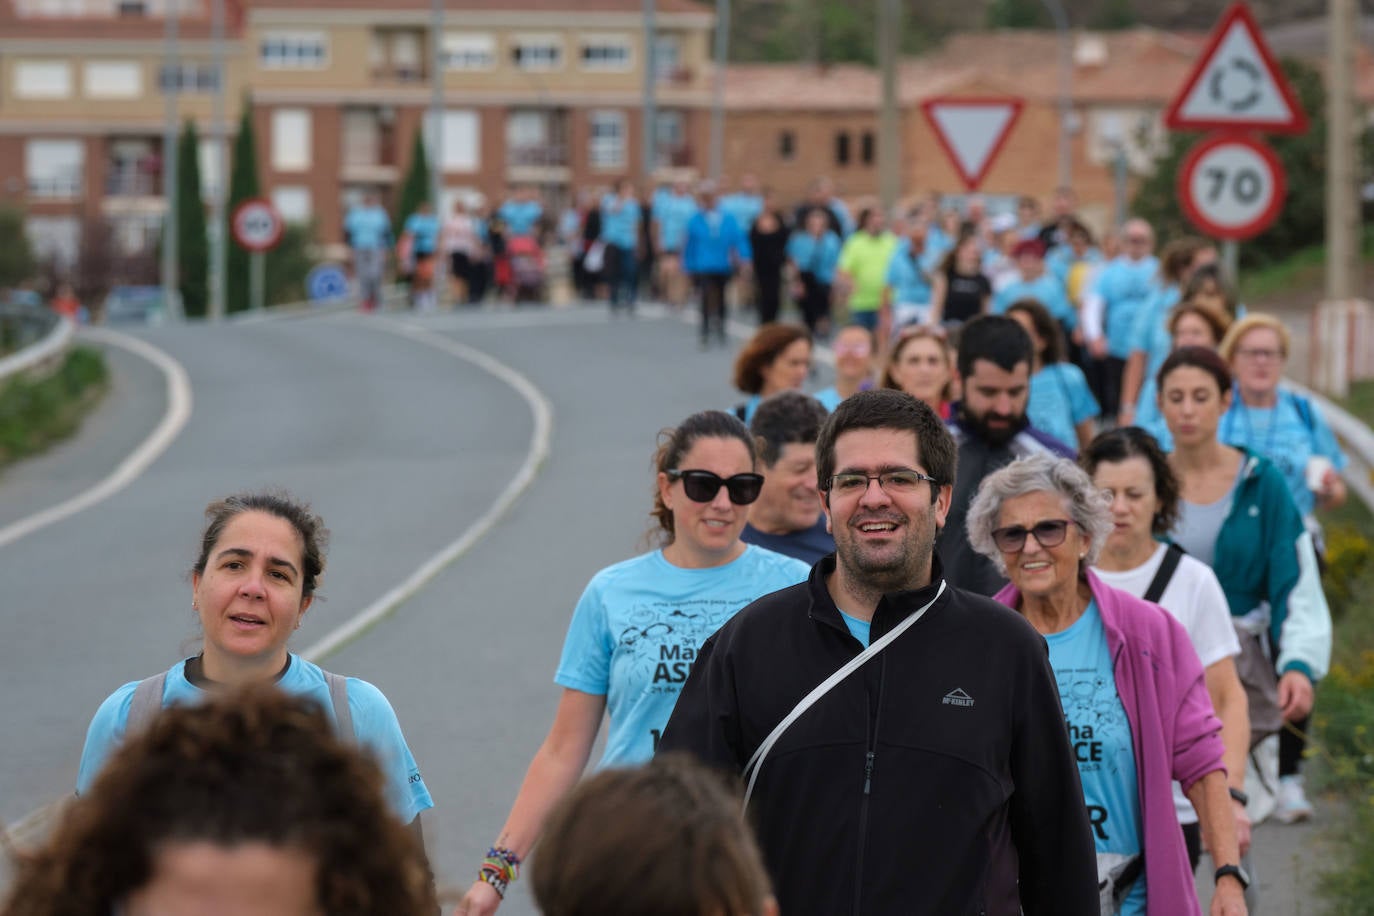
[175,120,209,318]
[265,223,317,306]
[1093,0,1137,30]
[394,127,431,238]
[1132,58,1355,269]
[0,207,37,290]
[225,98,261,313]
[985,0,1049,29]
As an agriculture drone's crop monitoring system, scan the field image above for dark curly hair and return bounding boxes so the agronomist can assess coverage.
[650,411,759,544]
[732,323,811,394]
[1005,297,1067,366]
[193,491,330,599]
[1081,427,1180,537]
[1,687,435,916]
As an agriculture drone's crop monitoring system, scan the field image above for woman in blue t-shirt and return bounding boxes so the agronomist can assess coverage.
[458,411,809,915]
[1006,298,1099,452]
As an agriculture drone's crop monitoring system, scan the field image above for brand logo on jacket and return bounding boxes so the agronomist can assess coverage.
[942,687,975,708]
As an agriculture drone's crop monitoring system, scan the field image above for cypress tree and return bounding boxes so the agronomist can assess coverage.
[225,97,261,313]
[394,127,431,238]
[175,120,209,318]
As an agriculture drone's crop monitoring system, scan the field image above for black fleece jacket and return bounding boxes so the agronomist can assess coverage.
[658,556,1098,916]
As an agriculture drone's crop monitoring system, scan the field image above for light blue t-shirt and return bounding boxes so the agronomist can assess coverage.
[1133,376,1172,452]
[77,655,434,824]
[994,273,1077,331]
[498,199,544,237]
[720,192,764,233]
[653,192,698,253]
[1047,245,1102,287]
[1094,256,1160,359]
[600,194,642,250]
[402,212,440,254]
[1130,284,1180,401]
[1046,601,1146,915]
[554,546,809,765]
[1028,362,1099,451]
[1218,389,1349,516]
[839,609,871,647]
[885,241,933,307]
[786,231,842,284]
[344,205,391,251]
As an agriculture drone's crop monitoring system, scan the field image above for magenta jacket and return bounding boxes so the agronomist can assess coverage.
[994,570,1225,916]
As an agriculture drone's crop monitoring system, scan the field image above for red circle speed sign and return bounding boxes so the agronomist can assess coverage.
[231,198,285,252]
[1177,133,1286,241]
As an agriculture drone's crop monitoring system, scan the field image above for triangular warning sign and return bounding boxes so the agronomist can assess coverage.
[920,98,1024,191]
[1165,1,1307,134]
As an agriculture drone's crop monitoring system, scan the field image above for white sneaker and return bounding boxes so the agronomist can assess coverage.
[1275,774,1315,824]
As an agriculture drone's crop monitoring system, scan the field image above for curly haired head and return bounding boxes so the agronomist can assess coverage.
[2,687,435,916]
[732,324,811,394]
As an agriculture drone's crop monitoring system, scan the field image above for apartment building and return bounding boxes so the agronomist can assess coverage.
[0,0,715,263]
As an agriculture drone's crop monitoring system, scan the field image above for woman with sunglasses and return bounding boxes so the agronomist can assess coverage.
[967,454,1242,916]
[457,410,809,916]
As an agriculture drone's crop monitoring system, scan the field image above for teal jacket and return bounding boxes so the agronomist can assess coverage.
[1207,450,1332,682]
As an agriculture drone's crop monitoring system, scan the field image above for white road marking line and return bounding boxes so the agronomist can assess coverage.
[297,315,554,662]
[0,328,193,551]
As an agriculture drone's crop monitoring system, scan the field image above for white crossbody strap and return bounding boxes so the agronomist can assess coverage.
[741,580,947,810]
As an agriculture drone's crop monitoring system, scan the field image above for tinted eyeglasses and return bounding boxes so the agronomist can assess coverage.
[990,518,1077,553]
[667,469,764,505]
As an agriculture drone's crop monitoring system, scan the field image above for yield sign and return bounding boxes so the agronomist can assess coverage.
[1164,1,1307,134]
[921,97,1024,190]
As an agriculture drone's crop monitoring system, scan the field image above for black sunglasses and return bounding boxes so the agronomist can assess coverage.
[990,518,1077,553]
[667,469,764,505]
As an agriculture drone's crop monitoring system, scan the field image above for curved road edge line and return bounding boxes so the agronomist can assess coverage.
[0,327,194,552]
[297,316,554,663]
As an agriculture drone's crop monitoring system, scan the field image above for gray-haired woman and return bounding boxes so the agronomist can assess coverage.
[966,454,1243,916]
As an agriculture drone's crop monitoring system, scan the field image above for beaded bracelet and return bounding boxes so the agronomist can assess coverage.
[477,867,508,899]
[477,846,522,898]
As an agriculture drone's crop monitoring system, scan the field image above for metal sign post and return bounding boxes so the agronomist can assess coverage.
[250,251,266,312]
[230,198,285,312]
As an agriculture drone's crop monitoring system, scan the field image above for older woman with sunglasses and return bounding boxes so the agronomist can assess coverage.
[967,454,1243,916]
[457,410,809,916]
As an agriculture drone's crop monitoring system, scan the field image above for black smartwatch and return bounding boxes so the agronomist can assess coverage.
[1228,786,1249,806]
[1215,864,1251,889]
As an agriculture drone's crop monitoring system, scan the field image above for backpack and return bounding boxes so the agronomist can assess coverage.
[125,668,354,738]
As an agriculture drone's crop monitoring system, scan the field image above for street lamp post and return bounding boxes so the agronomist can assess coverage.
[209,0,226,321]
[708,0,730,181]
[1041,0,1073,190]
[642,0,658,184]
[161,0,180,314]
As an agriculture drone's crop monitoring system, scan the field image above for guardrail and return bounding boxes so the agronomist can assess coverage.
[1288,379,1374,514]
[0,303,73,386]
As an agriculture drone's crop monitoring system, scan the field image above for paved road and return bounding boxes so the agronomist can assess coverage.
[0,301,1332,913]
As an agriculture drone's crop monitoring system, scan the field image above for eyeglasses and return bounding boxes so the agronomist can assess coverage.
[1235,347,1283,362]
[824,469,938,496]
[835,342,872,357]
[990,519,1078,553]
[667,469,764,505]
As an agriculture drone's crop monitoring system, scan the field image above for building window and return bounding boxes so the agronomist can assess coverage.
[423,109,481,172]
[83,61,142,98]
[198,137,223,199]
[580,34,632,72]
[778,130,796,161]
[835,132,850,166]
[25,139,84,198]
[25,216,80,269]
[512,34,563,71]
[270,108,312,172]
[654,110,685,167]
[260,30,327,70]
[158,62,219,92]
[653,33,682,83]
[861,131,875,166]
[589,110,626,170]
[14,61,73,99]
[271,186,312,224]
[341,109,382,167]
[442,33,495,71]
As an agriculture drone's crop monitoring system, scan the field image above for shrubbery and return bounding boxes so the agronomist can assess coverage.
[0,347,108,466]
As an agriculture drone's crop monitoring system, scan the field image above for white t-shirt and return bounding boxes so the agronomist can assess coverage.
[1095,543,1240,825]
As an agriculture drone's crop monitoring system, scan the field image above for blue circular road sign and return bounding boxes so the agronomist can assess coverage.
[306,264,351,302]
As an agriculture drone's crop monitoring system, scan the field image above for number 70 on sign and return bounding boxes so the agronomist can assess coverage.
[1177,132,1286,240]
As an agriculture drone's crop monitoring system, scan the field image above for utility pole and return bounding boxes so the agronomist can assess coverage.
[161,0,180,312]
[429,0,447,305]
[1042,0,1073,190]
[709,0,730,181]
[877,0,900,211]
[642,0,657,185]
[1326,0,1357,303]
[209,0,226,321]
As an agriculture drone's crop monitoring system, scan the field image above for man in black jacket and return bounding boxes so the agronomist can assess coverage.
[659,389,1096,916]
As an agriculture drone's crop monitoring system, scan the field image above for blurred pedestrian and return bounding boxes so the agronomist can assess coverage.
[442,198,481,305]
[600,179,642,315]
[927,230,991,333]
[836,207,898,333]
[881,325,954,420]
[684,181,751,348]
[732,323,813,424]
[742,391,834,564]
[749,191,791,325]
[786,209,841,337]
[1005,298,1099,452]
[344,191,392,312]
[815,324,875,411]
[401,200,440,310]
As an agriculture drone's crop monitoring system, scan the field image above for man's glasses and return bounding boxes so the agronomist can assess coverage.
[1235,347,1283,362]
[667,470,764,505]
[989,518,1077,553]
[824,469,938,497]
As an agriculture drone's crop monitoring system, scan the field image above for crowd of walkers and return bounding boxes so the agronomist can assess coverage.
[5,183,1354,916]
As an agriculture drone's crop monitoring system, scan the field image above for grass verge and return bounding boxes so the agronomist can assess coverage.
[0,346,108,470]
[1239,226,1374,304]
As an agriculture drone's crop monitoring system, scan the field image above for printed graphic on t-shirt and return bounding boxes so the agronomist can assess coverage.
[615,598,738,693]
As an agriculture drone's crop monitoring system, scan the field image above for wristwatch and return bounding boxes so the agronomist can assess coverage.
[1215,864,1251,889]
[1228,786,1250,806]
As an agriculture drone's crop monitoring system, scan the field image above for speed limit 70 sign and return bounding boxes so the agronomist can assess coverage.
[231,198,285,252]
[1177,132,1286,240]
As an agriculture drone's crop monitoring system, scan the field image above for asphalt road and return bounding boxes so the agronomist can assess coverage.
[0,301,1332,913]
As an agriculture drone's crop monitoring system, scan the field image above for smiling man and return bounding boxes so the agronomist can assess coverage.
[938,315,1076,596]
[660,389,1097,916]
[741,391,834,565]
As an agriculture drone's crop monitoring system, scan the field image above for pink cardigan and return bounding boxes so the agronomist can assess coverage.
[995,570,1225,916]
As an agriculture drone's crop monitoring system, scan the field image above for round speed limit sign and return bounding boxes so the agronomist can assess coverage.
[231,198,285,252]
[1177,133,1286,240]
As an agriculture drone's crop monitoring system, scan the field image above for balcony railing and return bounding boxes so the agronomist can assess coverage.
[105,171,160,196]
[507,144,569,168]
[371,64,427,84]
[27,177,83,199]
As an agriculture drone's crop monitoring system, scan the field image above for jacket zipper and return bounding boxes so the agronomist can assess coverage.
[853,654,886,914]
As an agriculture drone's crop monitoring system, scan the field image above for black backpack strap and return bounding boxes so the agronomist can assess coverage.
[1143,543,1185,604]
[126,671,167,736]
[734,403,748,422]
[324,670,355,740]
